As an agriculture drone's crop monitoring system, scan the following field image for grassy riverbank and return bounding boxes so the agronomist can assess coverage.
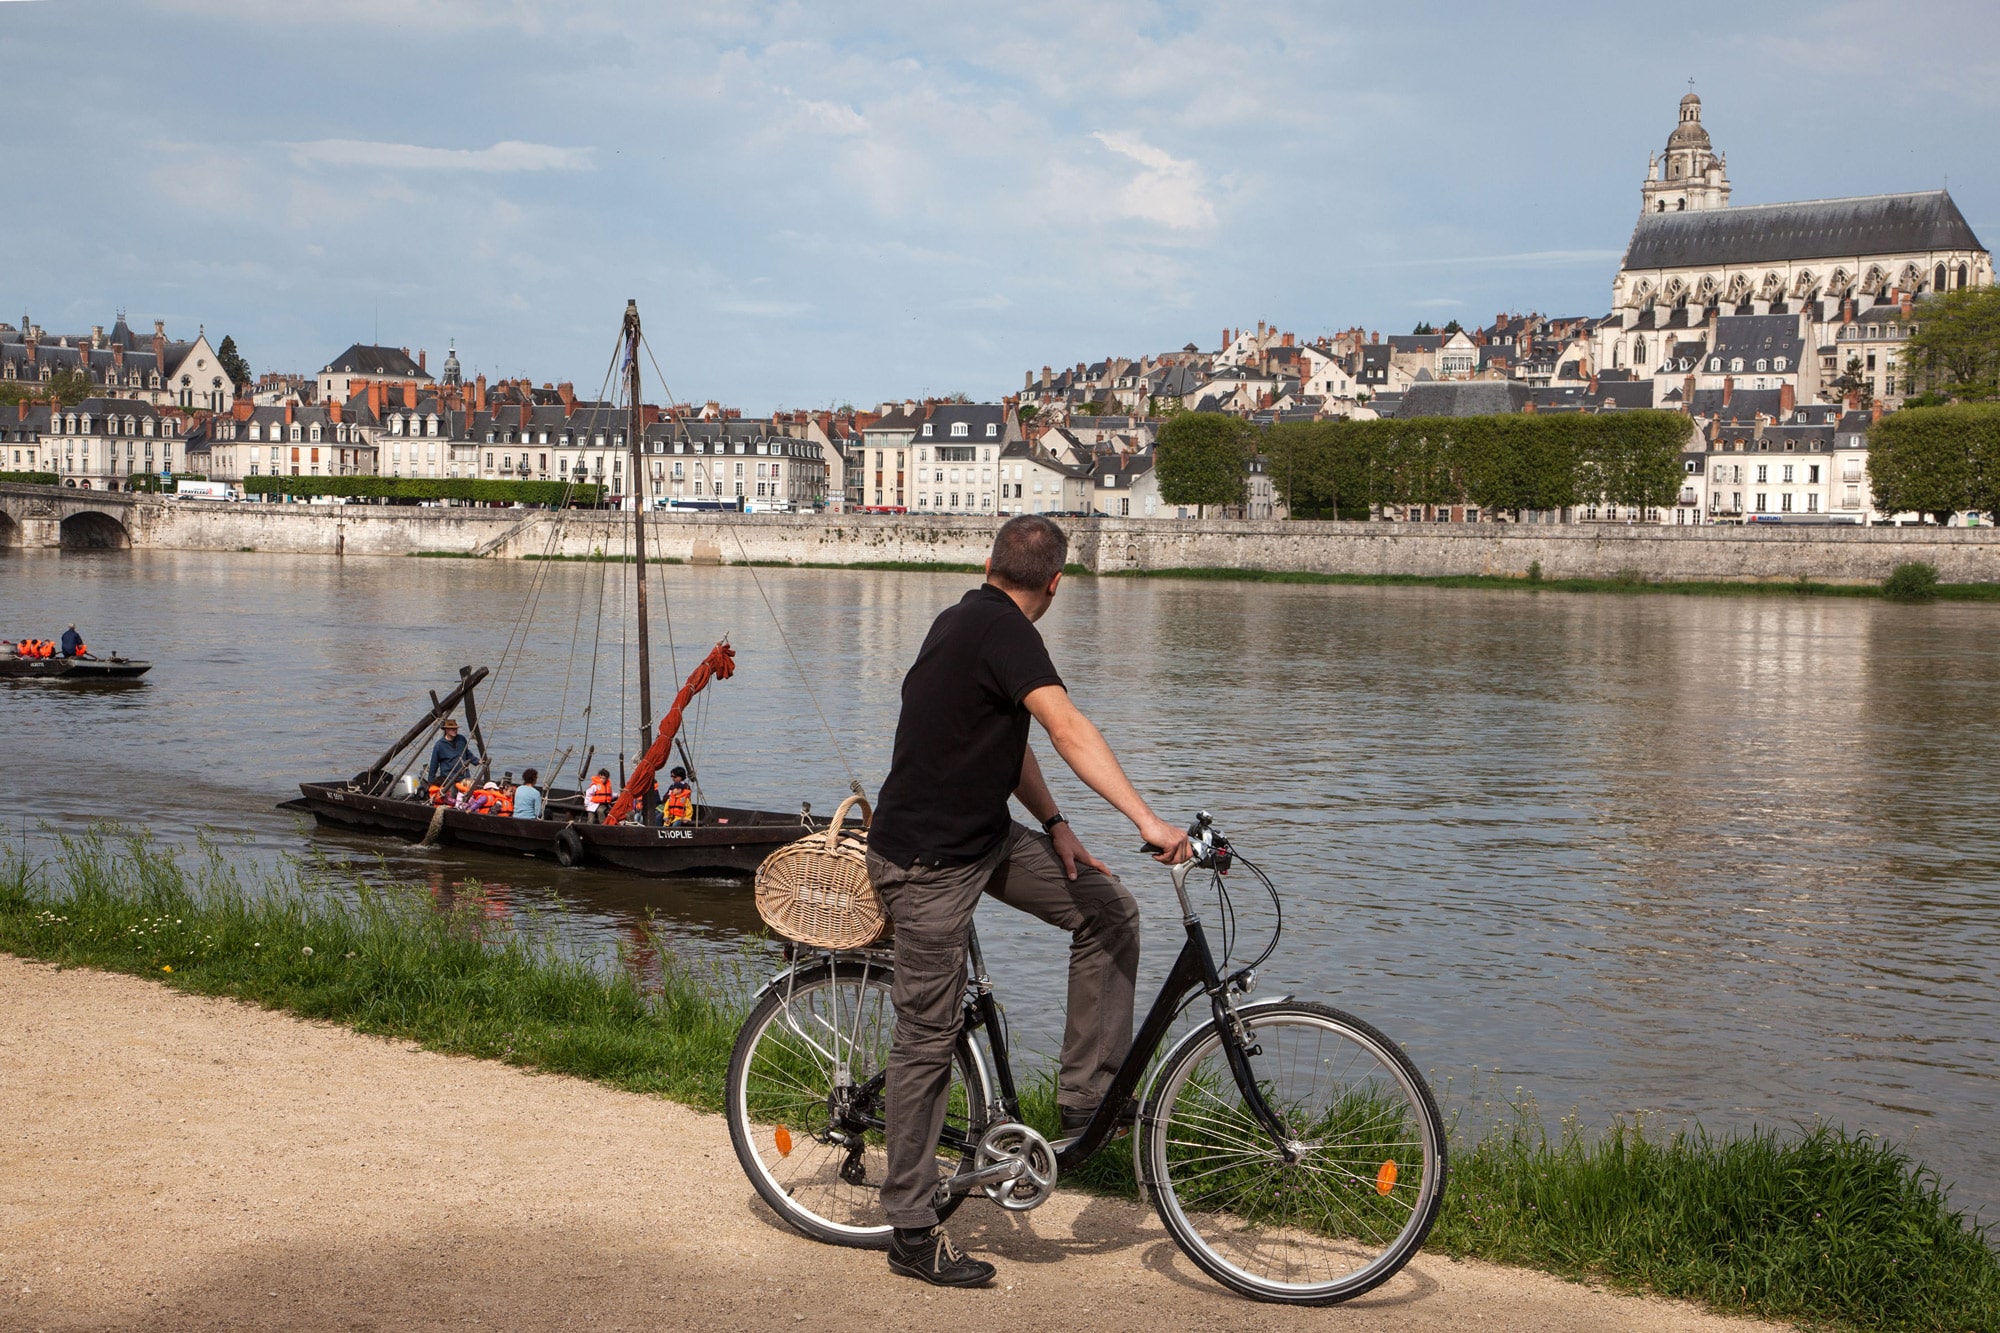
[3,832,1995,1332]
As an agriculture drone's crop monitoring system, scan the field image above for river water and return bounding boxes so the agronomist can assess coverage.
[5,549,1998,1220]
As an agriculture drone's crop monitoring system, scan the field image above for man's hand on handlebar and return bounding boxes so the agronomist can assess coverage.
[1136,814,1192,865]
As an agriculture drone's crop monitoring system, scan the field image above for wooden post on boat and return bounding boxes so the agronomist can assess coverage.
[459,664,492,779]
[361,666,490,786]
[623,300,656,752]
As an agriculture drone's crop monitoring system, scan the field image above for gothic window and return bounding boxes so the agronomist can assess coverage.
[1958,263,1970,288]
[1676,199,1686,211]
[1633,337,1648,365]
[1935,264,1947,291]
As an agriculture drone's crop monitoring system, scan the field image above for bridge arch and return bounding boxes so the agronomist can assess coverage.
[59,510,131,550]
[0,509,18,548]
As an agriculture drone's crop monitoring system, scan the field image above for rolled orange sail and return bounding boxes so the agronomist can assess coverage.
[603,640,736,826]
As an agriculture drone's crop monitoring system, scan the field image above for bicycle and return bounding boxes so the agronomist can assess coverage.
[724,813,1448,1305]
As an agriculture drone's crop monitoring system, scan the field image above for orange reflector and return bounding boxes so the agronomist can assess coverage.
[1375,1160,1398,1196]
[774,1125,793,1157]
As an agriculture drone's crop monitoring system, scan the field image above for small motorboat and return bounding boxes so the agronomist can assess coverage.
[0,653,150,681]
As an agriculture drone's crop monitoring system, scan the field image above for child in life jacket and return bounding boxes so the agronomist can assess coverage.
[585,768,614,821]
[663,767,694,825]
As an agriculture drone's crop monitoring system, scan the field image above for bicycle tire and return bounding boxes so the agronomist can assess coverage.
[725,958,992,1249]
[1140,1001,1447,1305]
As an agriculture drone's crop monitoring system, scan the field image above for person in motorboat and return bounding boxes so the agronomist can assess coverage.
[425,718,476,790]
[663,767,694,825]
[585,768,614,821]
[60,625,85,658]
[468,782,502,815]
[867,515,1191,1288]
[512,768,545,820]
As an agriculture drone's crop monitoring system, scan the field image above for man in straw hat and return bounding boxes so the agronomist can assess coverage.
[868,514,1191,1288]
[424,717,476,791]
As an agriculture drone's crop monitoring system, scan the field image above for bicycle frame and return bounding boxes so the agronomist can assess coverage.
[956,851,1297,1177]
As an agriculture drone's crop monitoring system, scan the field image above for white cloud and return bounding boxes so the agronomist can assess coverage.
[283,139,595,173]
[1090,131,1217,231]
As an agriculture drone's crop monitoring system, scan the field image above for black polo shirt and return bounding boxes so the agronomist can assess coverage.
[870,584,1064,867]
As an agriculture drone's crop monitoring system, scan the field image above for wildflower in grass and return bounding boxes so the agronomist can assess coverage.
[161,965,172,973]
[301,946,314,957]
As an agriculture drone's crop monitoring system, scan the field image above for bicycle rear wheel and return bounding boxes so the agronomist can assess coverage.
[1141,1002,1446,1304]
[726,958,991,1249]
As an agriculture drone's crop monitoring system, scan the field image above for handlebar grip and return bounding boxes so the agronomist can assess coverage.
[1138,841,1164,855]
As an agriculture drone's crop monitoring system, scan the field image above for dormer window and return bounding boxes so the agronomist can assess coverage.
[1730,358,1744,372]
[249,423,261,441]
[1754,359,1767,372]
[1774,357,1787,371]
[1709,358,1721,371]
[309,424,322,443]
[985,423,997,438]
[951,422,968,438]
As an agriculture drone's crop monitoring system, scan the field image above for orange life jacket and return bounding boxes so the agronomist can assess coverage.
[664,783,693,823]
[35,641,51,658]
[497,790,515,816]
[71,642,87,658]
[427,784,445,805]
[586,776,613,805]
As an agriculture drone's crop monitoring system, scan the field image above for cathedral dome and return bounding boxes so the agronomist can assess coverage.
[1668,92,1711,150]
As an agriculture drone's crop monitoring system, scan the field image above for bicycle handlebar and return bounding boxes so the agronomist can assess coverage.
[1139,811,1232,872]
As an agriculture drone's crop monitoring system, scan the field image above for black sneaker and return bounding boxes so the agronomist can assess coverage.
[888,1225,996,1288]
[1059,1099,1137,1139]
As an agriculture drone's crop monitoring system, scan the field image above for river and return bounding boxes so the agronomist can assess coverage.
[5,549,1998,1221]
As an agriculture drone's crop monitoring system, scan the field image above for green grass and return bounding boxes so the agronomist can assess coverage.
[3,830,1995,1331]
[520,553,685,564]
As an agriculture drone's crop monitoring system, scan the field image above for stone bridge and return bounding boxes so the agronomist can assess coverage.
[0,482,153,549]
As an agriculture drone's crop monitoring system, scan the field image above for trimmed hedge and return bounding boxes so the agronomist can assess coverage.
[0,471,59,487]
[1264,411,1691,518]
[239,476,605,506]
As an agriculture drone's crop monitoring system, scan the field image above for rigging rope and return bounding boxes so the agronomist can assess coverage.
[638,331,865,794]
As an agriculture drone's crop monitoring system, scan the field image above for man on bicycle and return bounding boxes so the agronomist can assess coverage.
[868,514,1190,1288]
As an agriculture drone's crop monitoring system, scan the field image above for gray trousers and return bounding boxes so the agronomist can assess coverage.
[867,822,1141,1229]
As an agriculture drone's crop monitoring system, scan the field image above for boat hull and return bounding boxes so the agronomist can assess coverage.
[0,656,150,681]
[288,780,825,879]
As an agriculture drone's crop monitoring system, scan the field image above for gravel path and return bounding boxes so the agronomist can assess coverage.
[0,955,1782,1331]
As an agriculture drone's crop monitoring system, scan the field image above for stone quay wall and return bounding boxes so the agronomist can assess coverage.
[7,488,2000,583]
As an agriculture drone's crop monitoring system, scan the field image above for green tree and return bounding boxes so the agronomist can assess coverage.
[1899,287,2000,401]
[216,336,252,391]
[1155,412,1249,508]
[1830,355,1872,408]
[1440,319,1463,336]
[1072,400,1103,417]
[1869,404,2000,524]
[1017,403,1039,423]
[1411,322,1436,336]
[5,369,100,408]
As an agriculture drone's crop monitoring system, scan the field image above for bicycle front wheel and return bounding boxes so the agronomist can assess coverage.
[1141,1002,1447,1304]
[726,958,991,1249]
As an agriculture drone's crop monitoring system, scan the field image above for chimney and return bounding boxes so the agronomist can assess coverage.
[1722,376,1733,407]
[1222,327,1229,349]
[418,349,427,373]
[403,383,417,410]
[285,402,295,425]
[369,382,384,418]
[1846,390,1860,410]
[1780,383,1796,417]
[1684,373,1696,403]
[557,381,575,411]
[91,324,104,349]
[475,373,487,412]
[1871,401,1884,424]
[1588,373,1599,394]
[1282,332,1294,348]
[328,400,342,424]
[23,328,35,364]
[152,321,165,367]
[112,342,124,369]
[1024,370,1033,391]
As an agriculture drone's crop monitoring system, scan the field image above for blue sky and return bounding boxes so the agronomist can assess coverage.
[5,0,1997,412]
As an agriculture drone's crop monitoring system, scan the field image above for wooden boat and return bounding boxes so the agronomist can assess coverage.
[284,302,843,879]
[0,653,150,681]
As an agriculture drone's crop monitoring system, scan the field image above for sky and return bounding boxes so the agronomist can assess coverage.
[5,0,1999,413]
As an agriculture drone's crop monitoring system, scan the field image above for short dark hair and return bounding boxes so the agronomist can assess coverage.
[670,766,687,779]
[988,515,1068,591]
[522,768,538,784]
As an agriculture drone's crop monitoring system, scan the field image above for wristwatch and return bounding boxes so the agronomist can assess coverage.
[1041,812,1068,833]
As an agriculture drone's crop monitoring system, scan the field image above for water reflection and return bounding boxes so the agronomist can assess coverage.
[3,549,1997,1220]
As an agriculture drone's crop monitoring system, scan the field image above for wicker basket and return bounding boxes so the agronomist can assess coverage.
[754,794,885,950]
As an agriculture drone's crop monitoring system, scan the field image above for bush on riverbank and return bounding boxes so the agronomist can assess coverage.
[2,830,1995,1333]
[239,476,605,507]
[1884,560,1941,602]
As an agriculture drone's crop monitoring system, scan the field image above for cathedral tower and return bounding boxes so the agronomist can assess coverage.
[1641,92,1731,215]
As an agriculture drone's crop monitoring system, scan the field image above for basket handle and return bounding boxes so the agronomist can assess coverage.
[826,793,873,849]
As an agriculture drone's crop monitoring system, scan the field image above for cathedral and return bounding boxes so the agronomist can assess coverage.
[1594,94,1991,408]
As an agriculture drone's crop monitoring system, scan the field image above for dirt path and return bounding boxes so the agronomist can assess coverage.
[0,956,1782,1331]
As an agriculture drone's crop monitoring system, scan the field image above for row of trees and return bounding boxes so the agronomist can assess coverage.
[1867,405,2000,525]
[1155,409,1691,517]
[1899,287,2000,402]
[240,476,605,506]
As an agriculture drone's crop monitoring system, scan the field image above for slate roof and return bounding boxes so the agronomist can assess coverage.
[1623,191,1985,270]
[1707,315,1805,368]
[321,343,433,380]
[1395,381,1531,418]
[1689,387,1786,421]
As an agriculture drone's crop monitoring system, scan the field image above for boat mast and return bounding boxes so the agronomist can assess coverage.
[623,299,655,749]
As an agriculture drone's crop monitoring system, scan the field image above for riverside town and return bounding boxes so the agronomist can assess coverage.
[6,9,2000,1332]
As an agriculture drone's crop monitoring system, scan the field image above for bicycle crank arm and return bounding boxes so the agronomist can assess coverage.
[933,1157,1028,1202]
